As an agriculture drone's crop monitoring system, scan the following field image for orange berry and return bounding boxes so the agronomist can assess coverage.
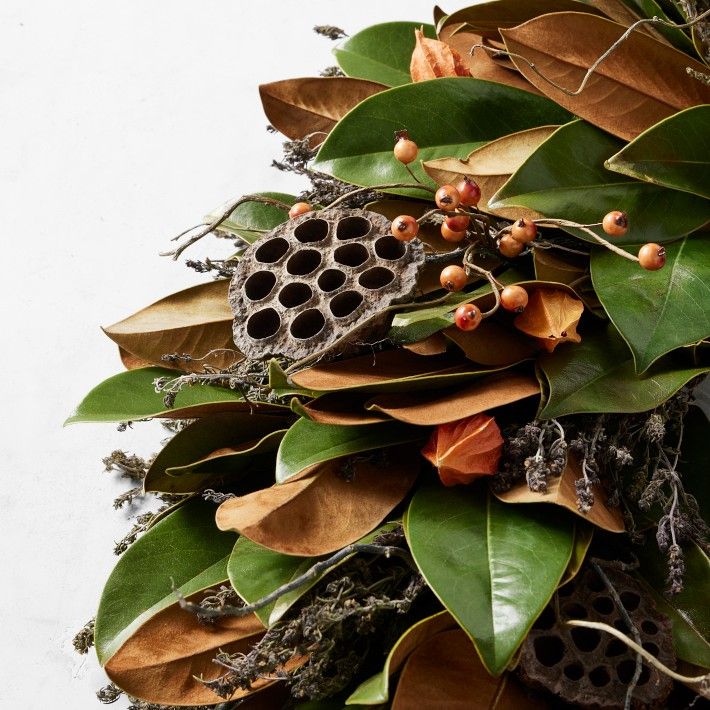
[445,214,470,231]
[435,185,461,211]
[499,234,525,258]
[602,211,628,237]
[391,215,419,241]
[454,303,482,331]
[440,223,467,243]
[440,265,467,292]
[288,202,312,219]
[638,243,666,271]
[394,137,419,164]
[500,285,529,312]
[456,177,481,207]
[510,218,538,244]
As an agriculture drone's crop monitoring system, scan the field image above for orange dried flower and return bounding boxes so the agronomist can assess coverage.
[421,413,503,486]
[410,29,472,82]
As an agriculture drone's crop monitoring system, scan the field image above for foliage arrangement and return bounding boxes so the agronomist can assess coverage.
[71,2,710,708]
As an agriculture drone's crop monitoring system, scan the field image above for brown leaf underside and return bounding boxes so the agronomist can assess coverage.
[495,455,625,532]
[216,447,420,556]
[104,280,238,372]
[501,12,710,141]
[513,288,584,353]
[392,629,547,709]
[259,77,385,146]
[410,28,471,81]
[105,592,266,705]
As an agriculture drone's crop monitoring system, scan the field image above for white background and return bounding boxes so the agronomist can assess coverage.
[0,1,437,707]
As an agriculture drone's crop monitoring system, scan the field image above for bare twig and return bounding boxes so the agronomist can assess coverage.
[163,195,292,260]
[324,182,436,209]
[174,543,414,619]
[470,10,710,97]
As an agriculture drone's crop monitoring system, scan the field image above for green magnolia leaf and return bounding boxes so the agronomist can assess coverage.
[388,269,525,343]
[636,541,710,667]
[275,418,423,483]
[406,484,574,675]
[605,106,710,199]
[65,367,246,424]
[144,412,289,493]
[228,537,312,625]
[333,22,436,87]
[538,326,710,419]
[208,192,297,244]
[591,236,710,372]
[94,499,234,664]
[490,120,710,245]
[346,610,455,704]
[228,523,399,627]
[313,78,572,198]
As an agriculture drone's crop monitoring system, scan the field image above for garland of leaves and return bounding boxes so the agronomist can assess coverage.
[72,2,710,709]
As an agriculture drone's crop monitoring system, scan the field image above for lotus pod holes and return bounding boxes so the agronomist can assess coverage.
[229,208,424,359]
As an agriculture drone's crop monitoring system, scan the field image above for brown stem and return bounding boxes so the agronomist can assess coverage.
[324,182,436,209]
[162,195,292,260]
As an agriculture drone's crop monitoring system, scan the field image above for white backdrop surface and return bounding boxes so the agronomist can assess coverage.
[0,1,437,707]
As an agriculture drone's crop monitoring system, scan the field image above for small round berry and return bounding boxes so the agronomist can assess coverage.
[456,177,481,207]
[288,202,312,219]
[500,285,529,313]
[602,210,628,237]
[440,265,468,292]
[510,218,538,244]
[440,223,467,243]
[435,185,461,211]
[638,243,666,271]
[454,303,482,331]
[498,234,525,258]
[391,215,419,241]
[445,214,470,231]
[393,134,419,164]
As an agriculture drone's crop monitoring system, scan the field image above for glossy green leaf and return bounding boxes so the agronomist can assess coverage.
[538,326,710,419]
[228,537,312,625]
[144,412,289,493]
[65,367,245,424]
[333,22,436,87]
[388,269,525,343]
[636,541,710,667]
[490,120,710,245]
[591,236,710,372]
[406,484,574,675]
[605,106,710,199]
[228,523,400,627]
[313,78,572,198]
[208,192,297,244]
[275,418,423,483]
[346,610,455,705]
[94,499,234,664]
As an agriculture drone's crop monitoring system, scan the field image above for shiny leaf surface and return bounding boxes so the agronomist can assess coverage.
[538,326,710,418]
[313,78,572,197]
[406,484,574,674]
[605,105,710,199]
[208,192,296,244]
[95,500,235,664]
[591,236,710,372]
[490,120,710,244]
[275,418,423,483]
[66,367,245,423]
